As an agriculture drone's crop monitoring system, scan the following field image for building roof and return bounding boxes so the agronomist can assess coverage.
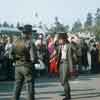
[0,27,21,33]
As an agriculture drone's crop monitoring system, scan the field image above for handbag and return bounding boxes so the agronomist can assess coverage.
[35,59,45,70]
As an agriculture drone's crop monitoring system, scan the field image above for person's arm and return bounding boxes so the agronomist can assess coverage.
[50,49,57,59]
[10,44,16,63]
[29,40,37,63]
[67,44,73,72]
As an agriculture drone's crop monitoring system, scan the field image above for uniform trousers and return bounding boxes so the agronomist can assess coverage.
[13,64,35,100]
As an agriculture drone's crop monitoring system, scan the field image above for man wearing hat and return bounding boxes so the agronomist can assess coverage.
[12,24,37,100]
[57,33,71,100]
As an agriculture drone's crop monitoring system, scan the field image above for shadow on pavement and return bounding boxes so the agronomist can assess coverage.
[73,94,100,99]
[71,88,96,92]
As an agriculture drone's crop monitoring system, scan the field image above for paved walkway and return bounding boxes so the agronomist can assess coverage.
[0,74,100,100]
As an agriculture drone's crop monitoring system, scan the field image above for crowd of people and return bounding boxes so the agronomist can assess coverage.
[0,26,100,100]
[0,32,100,80]
[35,33,100,77]
[0,35,15,80]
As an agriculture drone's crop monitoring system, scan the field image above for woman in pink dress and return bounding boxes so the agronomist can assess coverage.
[47,36,59,76]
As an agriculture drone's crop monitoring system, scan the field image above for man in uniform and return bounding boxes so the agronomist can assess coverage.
[58,33,71,100]
[12,24,37,100]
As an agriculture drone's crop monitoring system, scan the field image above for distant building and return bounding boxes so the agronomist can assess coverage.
[0,27,21,36]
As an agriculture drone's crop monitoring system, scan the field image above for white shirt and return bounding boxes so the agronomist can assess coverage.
[61,44,68,60]
[5,43,15,59]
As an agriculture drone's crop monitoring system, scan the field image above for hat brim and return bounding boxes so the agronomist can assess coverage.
[23,30,32,34]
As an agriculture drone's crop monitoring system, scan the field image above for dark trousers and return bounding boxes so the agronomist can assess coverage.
[64,80,71,99]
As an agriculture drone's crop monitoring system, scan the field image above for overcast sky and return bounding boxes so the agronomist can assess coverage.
[0,0,99,27]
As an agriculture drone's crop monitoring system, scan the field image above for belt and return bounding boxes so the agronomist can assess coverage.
[16,60,32,65]
[60,59,68,63]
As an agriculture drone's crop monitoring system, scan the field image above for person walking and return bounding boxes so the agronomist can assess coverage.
[12,24,37,100]
[58,33,71,100]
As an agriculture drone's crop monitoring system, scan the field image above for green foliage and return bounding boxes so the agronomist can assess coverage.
[10,24,14,28]
[16,22,20,28]
[47,16,69,34]
[95,8,100,26]
[3,21,9,27]
[94,25,100,33]
[85,13,93,27]
[94,8,100,40]
[0,23,2,27]
[71,19,82,33]
[84,12,93,31]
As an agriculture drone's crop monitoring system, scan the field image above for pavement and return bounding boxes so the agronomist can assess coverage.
[0,74,100,100]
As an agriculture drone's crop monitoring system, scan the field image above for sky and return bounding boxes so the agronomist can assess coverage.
[0,0,100,27]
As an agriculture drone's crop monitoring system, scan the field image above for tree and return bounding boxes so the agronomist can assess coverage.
[84,12,93,31]
[0,22,2,27]
[10,24,14,28]
[47,16,69,34]
[95,8,100,26]
[71,19,82,33]
[53,16,68,33]
[65,25,69,33]
[3,21,9,27]
[16,22,20,28]
[94,8,100,39]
